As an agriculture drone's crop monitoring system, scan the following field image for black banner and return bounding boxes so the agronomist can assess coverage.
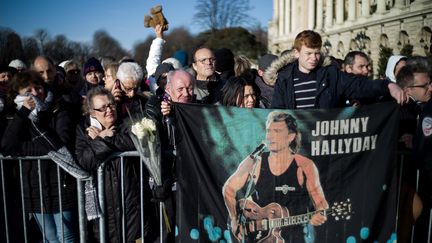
[175,102,399,243]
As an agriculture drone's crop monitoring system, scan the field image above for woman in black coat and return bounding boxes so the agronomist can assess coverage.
[75,87,155,243]
[1,70,77,242]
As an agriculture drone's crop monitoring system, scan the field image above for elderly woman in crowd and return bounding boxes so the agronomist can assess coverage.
[116,62,148,119]
[1,70,77,242]
[220,76,266,108]
[75,87,155,242]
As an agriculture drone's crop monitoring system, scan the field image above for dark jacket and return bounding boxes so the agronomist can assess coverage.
[194,74,226,104]
[267,53,391,109]
[0,99,76,213]
[75,116,149,242]
[117,94,148,121]
[144,94,176,242]
[254,75,274,107]
[414,99,432,180]
[145,94,175,182]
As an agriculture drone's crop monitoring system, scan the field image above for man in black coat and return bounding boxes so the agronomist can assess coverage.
[396,59,432,242]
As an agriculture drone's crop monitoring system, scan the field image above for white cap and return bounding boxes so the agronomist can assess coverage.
[162,57,183,70]
[59,60,71,68]
[8,59,27,70]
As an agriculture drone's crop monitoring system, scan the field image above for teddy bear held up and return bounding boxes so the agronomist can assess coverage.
[144,5,169,31]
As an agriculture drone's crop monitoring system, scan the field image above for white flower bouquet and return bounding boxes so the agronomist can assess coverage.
[127,109,171,238]
[130,117,162,188]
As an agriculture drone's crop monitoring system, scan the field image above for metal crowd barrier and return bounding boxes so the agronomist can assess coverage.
[96,151,149,243]
[1,151,431,242]
[0,152,146,243]
[0,155,87,243]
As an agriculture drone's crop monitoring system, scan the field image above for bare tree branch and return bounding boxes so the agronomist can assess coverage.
[34,29,49,54]
[194,0,252,31]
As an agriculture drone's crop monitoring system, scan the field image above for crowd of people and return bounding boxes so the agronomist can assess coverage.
[0,26,431,243]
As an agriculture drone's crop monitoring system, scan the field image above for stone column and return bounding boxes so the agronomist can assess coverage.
[291,0,298,33]
[308,0,316,29]
[394,0,405,9]
[273,0,279,20]
[376,0,386,14]
[362,0,370,18]
[278,0,285,35]
[348,0,356,21]
[285,0,291,34]
[325,0,333,27]
[336,0,344,24]
[316,0,323,30]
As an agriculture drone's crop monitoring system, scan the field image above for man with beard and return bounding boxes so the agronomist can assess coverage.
[33,56,57,85]
[343,51,371,77]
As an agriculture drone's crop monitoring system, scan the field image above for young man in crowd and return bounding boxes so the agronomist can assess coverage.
[270,30,406,109]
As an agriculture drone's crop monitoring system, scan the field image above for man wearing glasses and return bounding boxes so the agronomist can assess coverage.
[396,57,432,242]
[192,47,224,104]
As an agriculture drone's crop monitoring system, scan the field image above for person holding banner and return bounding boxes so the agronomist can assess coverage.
[146,69,195,241]
[223,111,328,243]
[268,30,407,109]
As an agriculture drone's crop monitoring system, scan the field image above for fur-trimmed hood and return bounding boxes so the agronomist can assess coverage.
[263,52,333,86]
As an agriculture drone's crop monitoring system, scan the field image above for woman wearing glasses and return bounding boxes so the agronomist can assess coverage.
[75,87,155,242]
[116,62,148,120]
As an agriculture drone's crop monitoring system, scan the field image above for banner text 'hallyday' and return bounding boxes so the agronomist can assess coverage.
[310,117,377,156]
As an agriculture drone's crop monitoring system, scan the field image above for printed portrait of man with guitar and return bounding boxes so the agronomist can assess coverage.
[222,111,329,242]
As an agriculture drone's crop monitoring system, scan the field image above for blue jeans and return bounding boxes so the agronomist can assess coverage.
[33,210,77,243]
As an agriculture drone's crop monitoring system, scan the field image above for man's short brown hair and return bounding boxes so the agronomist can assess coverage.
[293,30,322,51]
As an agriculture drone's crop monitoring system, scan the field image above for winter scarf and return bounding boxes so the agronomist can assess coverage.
[14,90,100,220]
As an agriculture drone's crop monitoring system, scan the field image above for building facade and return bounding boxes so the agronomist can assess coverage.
[268,0,432,77]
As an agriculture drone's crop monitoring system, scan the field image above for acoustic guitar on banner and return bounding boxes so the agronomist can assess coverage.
[231,199,352,243]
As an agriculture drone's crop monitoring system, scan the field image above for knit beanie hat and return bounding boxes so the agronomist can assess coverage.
[83,57,104,76]
[258,54,278,71]
[154,63,174,85]
[214,48,234,73]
